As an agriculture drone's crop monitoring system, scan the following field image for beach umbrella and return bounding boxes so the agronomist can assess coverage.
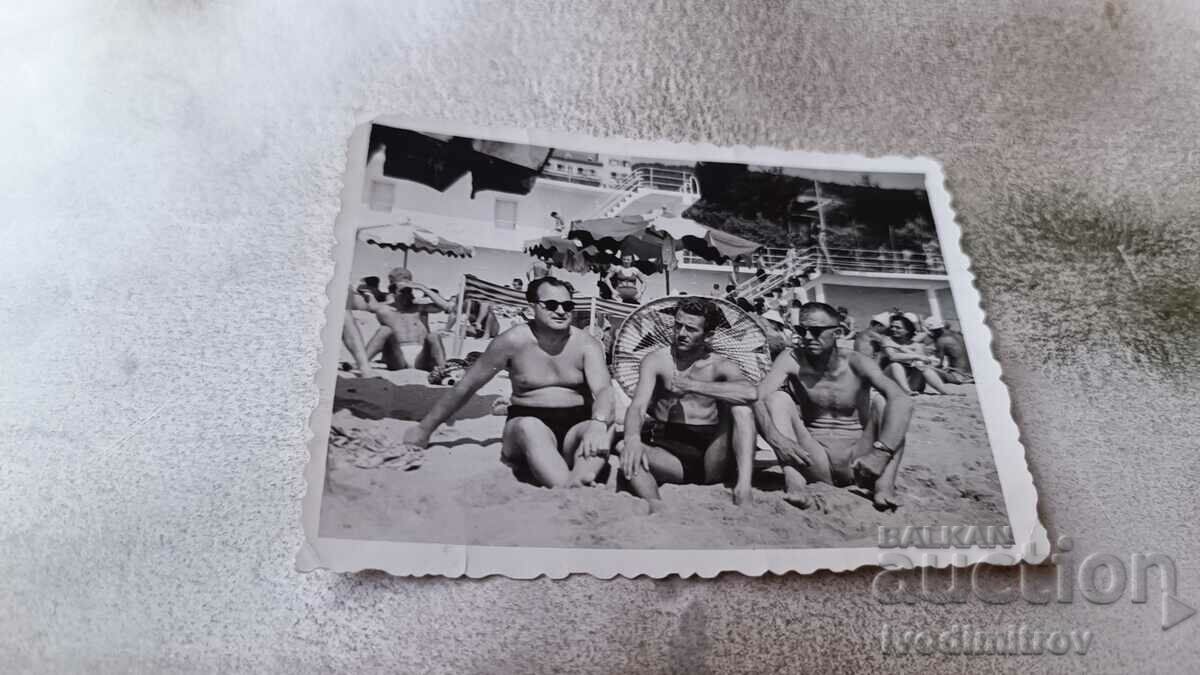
[358,221,474,266]
[568,213,761,292]
[522,235,598,274]
[611,297,772,397]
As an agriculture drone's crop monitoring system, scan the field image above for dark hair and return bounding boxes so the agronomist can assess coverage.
[675,297,722,332]
[836,306,849,317]
[725,284,736,292]
[526,276,574,302]
[889,313,916,336]
[797,301,842,324]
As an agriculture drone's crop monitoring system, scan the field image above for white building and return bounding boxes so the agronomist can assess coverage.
[357,144,954,326]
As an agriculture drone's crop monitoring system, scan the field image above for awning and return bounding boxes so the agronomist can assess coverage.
[368,125,552,198]
[357,222,474,258]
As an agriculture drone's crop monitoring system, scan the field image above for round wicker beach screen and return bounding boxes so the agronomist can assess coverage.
[611,297,773,397]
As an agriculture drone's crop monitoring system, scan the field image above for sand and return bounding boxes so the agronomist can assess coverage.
[318,365,1010,549]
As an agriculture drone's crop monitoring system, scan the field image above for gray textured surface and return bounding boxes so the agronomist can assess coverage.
[2,0,1199,672]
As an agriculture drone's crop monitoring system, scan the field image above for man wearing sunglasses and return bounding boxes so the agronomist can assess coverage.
[620,297,759,511]
[754,302,914,511]
[403,277,615,488]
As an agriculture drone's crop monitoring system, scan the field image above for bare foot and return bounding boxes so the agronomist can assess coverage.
[732,483,752,506]
[872,483,900,511]
[783,491,825,512]
[567,472,598,488]
[851,448,892,485]
[647,499,669,515]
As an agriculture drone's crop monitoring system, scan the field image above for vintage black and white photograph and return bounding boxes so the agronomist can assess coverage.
[302,118,1043,577]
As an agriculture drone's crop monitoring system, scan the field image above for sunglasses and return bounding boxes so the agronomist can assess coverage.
[794,324,841,339]
[536,300,577,313]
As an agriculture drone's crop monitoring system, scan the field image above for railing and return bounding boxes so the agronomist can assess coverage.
[585,171,645,220]
[541,166,700,220]
[683,246,945,276]
[630,166,699,194]
[823,247,946,275]
[539,168,604,187]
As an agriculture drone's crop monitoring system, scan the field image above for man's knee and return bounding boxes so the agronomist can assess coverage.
[765,390,793,413]
[730,405,755,431]
[507,416,548,441]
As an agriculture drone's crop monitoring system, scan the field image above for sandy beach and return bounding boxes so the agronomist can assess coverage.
[318,360,1010,549]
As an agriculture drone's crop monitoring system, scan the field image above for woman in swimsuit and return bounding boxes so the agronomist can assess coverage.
[879,313,953,395]
[609,255,646,304]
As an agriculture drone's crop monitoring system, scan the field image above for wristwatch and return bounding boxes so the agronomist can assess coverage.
[871,440,896,455]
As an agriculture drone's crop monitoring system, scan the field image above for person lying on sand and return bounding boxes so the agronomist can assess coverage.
[754,302,913,511]
[359,268,453,372]
[403,277,616,488]
[880,313,955,395]
[619,298,758,511]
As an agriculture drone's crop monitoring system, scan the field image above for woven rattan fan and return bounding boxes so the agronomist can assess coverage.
[611,297,772,396]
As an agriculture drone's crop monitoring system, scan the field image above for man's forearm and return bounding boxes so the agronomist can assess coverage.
[416,380,481,436]
[752,400,792,452]
[877,394,913,450]
[623,401,646,440]
[683,379,757,405]
[590,386,615,424]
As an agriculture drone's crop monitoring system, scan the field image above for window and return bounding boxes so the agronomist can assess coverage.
[494,198,517,229]
[367,180,395,212]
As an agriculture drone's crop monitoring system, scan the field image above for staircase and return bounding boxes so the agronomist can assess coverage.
[589,172,644,219]
[731,248,822,302]
[583,167,701,220]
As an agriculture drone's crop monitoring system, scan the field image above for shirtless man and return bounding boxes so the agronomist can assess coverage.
[754,302,914,510]
[923,316,973,384]
[403,277,615,488]
[341,287,377,376]
[359,268,452,371]
[853,312,892,364]
[620,298,758,511]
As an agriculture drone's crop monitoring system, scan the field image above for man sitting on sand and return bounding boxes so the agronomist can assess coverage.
[620,298,758,511]
[352,268,454,372]
[853,312,892,364]
[923,316,973,384]
[341,287,376,377]
[754,302,913,510]
[403,277,615,488]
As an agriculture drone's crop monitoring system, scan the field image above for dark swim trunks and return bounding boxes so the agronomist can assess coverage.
[506,404,591,449]
[641,420,723,484]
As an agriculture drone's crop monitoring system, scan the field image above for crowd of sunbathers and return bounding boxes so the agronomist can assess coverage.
[340,265,973,513]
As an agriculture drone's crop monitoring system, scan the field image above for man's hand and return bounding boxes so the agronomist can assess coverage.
[576,420,610,459]
[621,438,650,477]
[774,438,813,469]
[664,371,692,396]
[402,425,431,449]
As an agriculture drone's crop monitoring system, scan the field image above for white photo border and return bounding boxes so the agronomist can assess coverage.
[298,115,1048,578]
